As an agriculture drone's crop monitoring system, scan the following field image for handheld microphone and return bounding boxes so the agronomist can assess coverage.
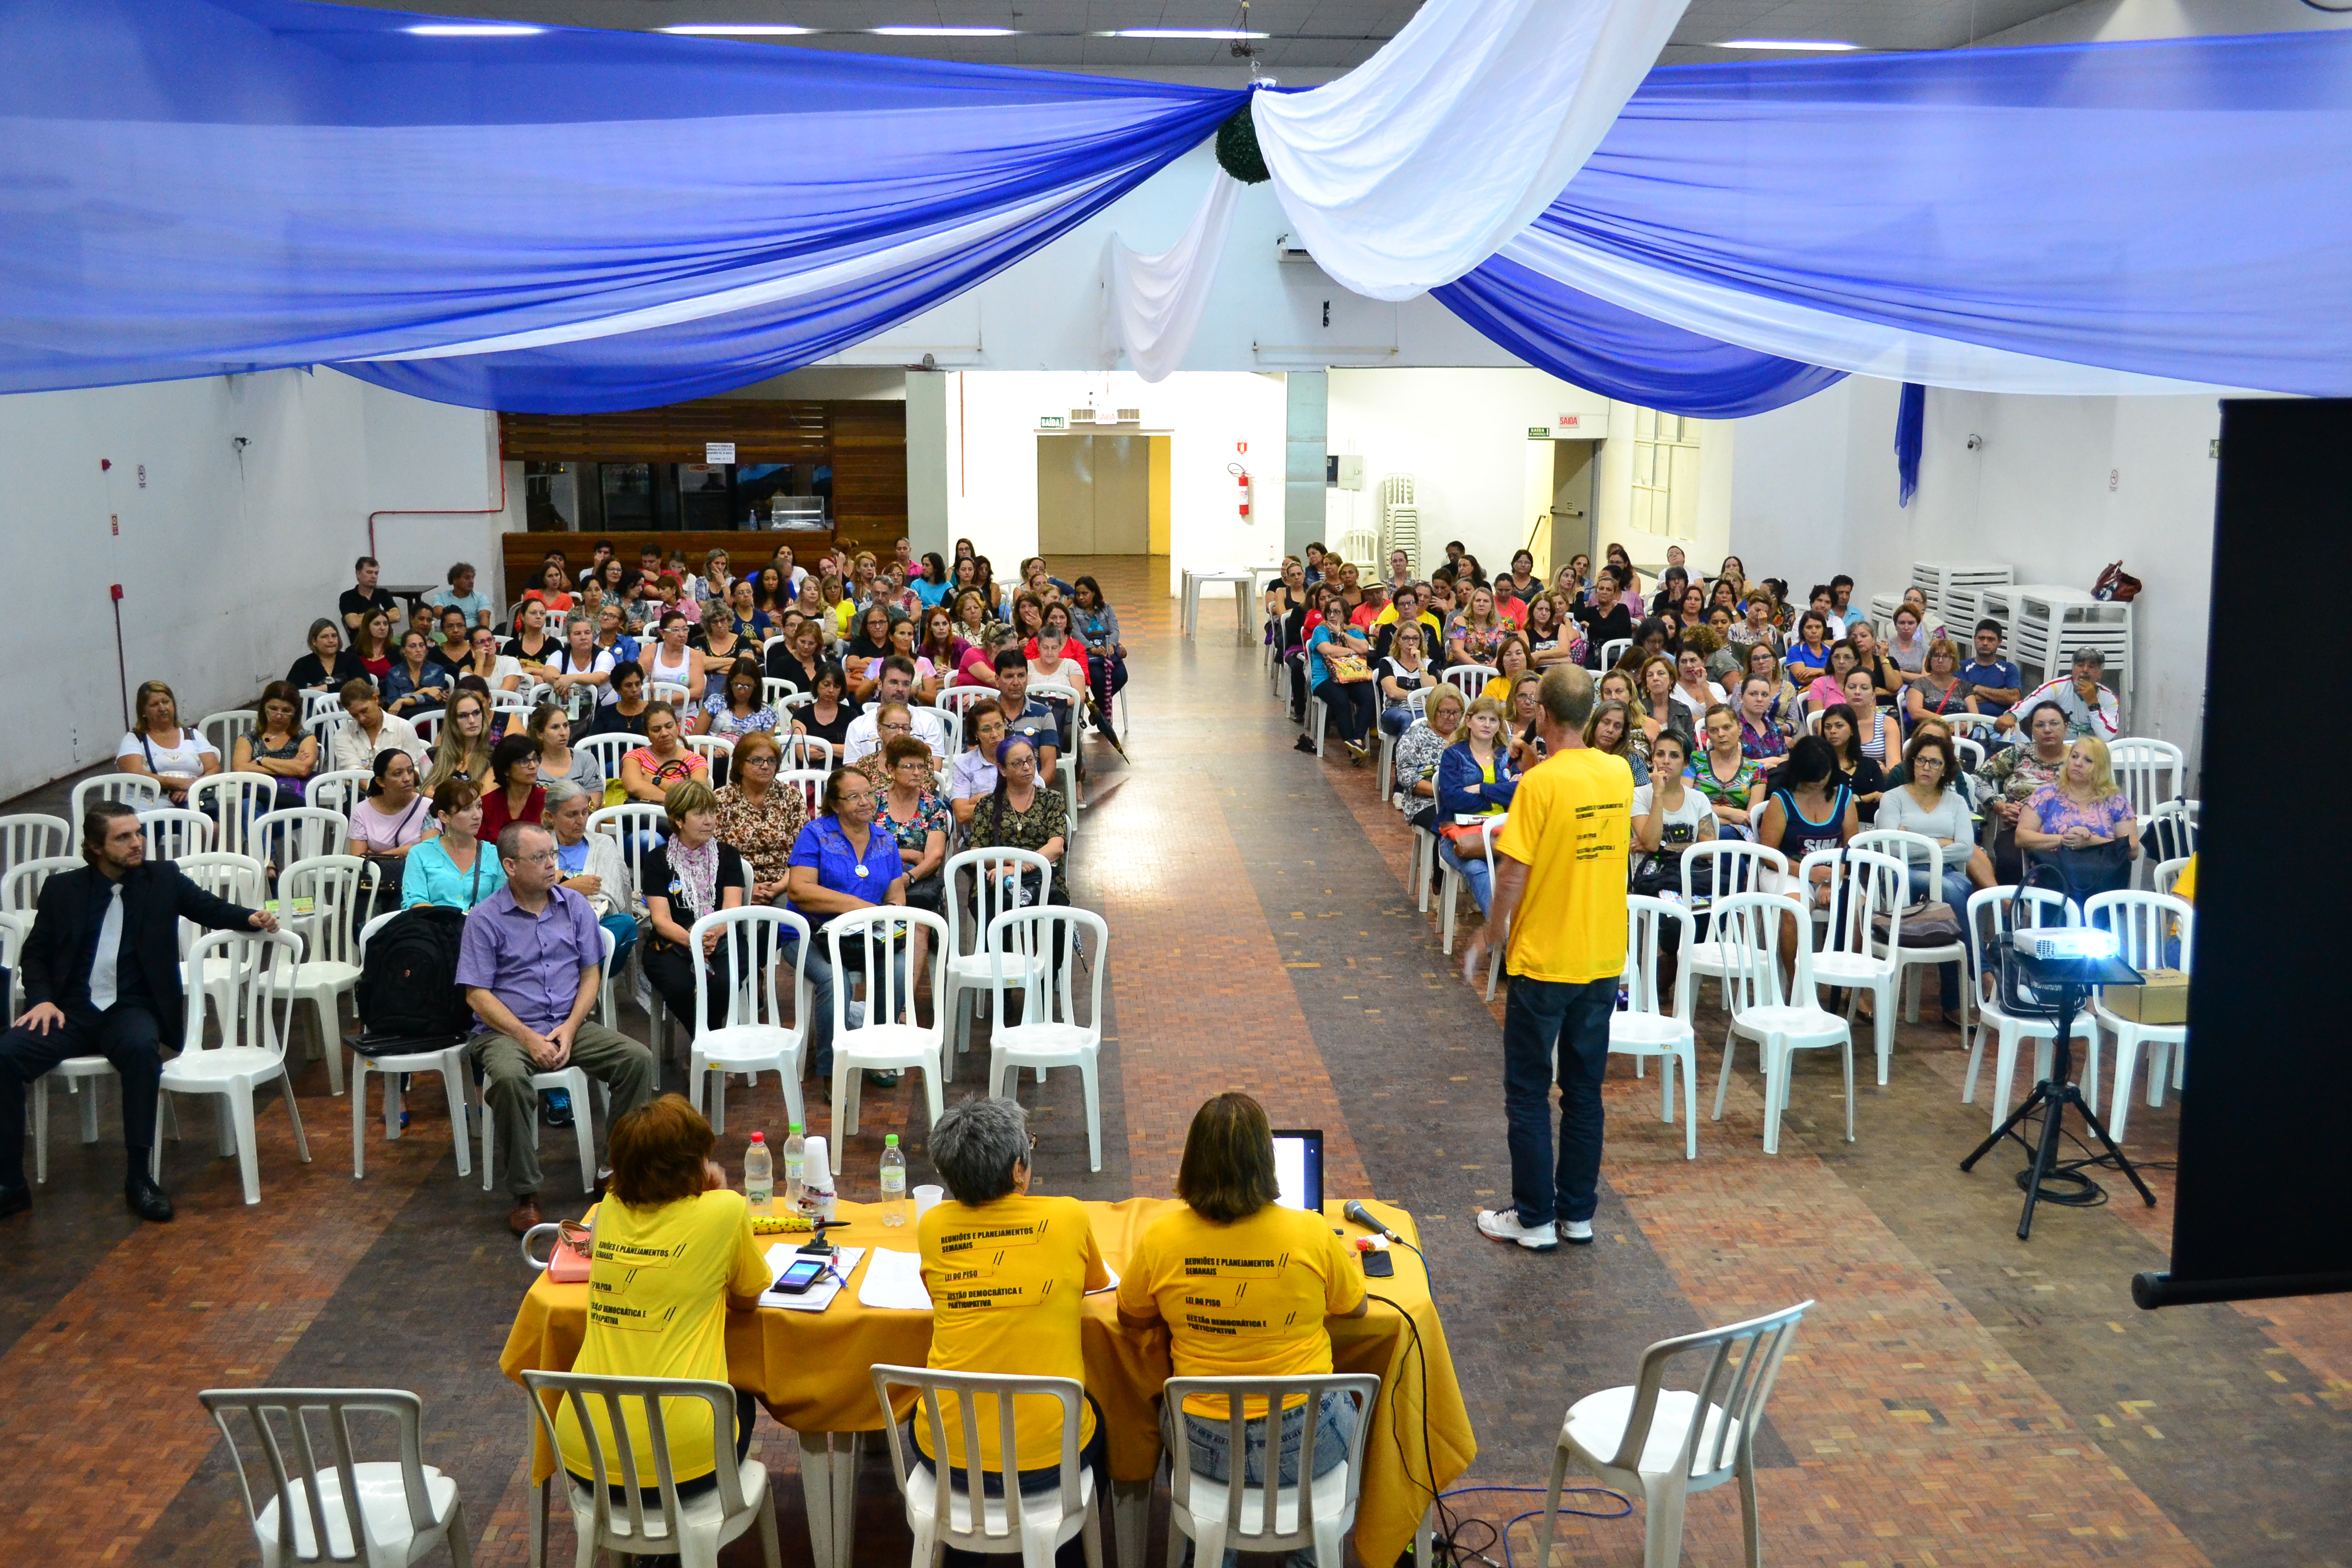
[1343,1200,1398,1243]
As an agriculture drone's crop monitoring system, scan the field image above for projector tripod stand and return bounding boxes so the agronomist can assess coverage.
[1959,955,2157,1241]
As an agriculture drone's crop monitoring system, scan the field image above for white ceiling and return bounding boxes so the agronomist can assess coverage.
[338,1,2094,72]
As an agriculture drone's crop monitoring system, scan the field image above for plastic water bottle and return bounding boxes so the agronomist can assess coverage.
[781,1121,806,1215]
[879,1135,908,1226]
[744,1132,774,1216]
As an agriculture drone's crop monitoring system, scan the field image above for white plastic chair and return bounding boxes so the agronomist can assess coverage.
[940,847,1053,1068]
[478,1037,597,1196]
[1942,712,2000,740]
[348,911,472,1182]
[685,733,734,781]
[761,676,799,709]
[3,911,116,1184]
[199,709,257,762]
[650,679,693,709]
[191,773,279,859]
[779,734,834,772]
[776,768,828,824]
[2152,856,2190,897]
[1708,892,1855,1154]
[687,906,813,1136]
[932,706,966,771]
[2144,798,2198,867]
[871,1365,1105,1568]
[2,853,79,916]
[198,1386,471,1568]
[0,813,69,880]
[520,1370,782,1568]
[304,708,349,750]
[1953,736,1986,778]
[2108,737,2184,821]
[1160,1374,1380,1568]
[826,906,949,1173]
[306,769,375,818]
[1442,665,1499,703]
[156,928,312,1205]
[302,691,345,724]
[279,856,373,1097]
[140,807,215,862]
[983,906,1108,1172]
[254,807,352,870]
[1680,842,1790,1012]
[1959,886,2095,1131]
[576,732,636,788]
[1797,846,1906,1085]
[1535,1301,1813,1568]
[1613,896,1699,1160]
[1436,814,1506,958]
[72,773,161,824]
[1852,828,1972,1034]
[2085,889,2194,1142]
[409,709,445,745]
[1598,637,1631,670]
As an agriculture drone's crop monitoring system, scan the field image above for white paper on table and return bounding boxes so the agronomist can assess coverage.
[1086,1264,1120,1296]
[857,1247,934,1311]
[758,1242,865,1312]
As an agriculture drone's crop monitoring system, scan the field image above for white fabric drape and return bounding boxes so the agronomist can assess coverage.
[1106,170,1241,381]
[1497,225,2240,397]
[1252,0,1687,303]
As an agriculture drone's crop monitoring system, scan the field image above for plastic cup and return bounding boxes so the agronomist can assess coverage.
[913,1184,944,1221]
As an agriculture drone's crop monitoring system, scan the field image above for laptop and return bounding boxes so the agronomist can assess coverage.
[1270,1129,1325,1214]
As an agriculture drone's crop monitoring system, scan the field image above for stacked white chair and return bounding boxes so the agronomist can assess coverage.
[687,906,813,1136]
[520,1371,783,1568]
[349,911,473,1183]
[198,1387,472,1568]
[983,906,1109,1172]
[871,1366,1106,1568]
[1536,1301,1812,1568]
[1612,896,1700,1160]
[1960,886,2095,1132]
[1797,846,1907,1085]
[1709,891,1856,1154]
[1160,1374,1380,1568]
[826,906,949,1173]
[2084,889,2194,1141]
[940,848,1054,1069]
[156,928,312,1205]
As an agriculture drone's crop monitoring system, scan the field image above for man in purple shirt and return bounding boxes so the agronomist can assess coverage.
[458,821,655,1235]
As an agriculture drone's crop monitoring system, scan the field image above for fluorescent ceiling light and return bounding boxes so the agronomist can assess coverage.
[658,23,817,34]
[870,25,1017,35]
[405,22,544,34]
[1106,28,1268,39]
[1714,38,1859,51]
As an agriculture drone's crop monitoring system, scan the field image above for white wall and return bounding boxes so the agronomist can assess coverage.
[934,369,1290,595]
[1730,375,2220,772]
[0,369,497,800]
[1977,0,2352,45]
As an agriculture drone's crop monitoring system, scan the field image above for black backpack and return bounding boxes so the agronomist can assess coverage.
[355,905,473,1046]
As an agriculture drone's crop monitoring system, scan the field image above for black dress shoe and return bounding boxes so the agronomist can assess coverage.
[125,1176,175,1223]
[0,1184,30,1220]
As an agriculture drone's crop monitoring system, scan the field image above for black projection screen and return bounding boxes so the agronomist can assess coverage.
[2134,398,2352,1309]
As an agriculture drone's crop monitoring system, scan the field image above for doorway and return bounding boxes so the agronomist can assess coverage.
[1037,432,1155,555]
[1548,439,1599,580]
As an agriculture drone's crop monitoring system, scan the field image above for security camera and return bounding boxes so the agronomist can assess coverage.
[1965,434,1984,451]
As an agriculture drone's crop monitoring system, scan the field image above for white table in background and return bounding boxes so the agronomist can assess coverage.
[1181,568,1258,640]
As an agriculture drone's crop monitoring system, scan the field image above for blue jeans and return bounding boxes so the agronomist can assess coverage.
[1935,868,1973,1011]
[598,912,637,979]
[1502,975,1617,1228]
[1378,703,1414,738]
[1184,1386,1357,1480]
[1437,835,1493,914]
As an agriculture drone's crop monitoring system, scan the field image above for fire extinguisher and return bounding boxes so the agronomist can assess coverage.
[1230,463,1253,519]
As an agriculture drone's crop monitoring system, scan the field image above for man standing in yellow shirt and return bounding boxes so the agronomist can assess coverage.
[1467,666,1634,1251]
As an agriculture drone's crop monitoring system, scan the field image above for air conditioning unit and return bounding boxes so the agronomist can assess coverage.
[1114,407,1142,424]
[1068,407,1096,423]
[1274,232,1317,265]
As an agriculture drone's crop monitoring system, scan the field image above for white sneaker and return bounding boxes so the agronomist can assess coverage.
[1477,1209,1558,1251]
[1561,1219,1595,1245]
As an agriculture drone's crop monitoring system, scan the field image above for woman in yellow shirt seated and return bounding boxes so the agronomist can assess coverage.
[555,1095,772,1499]
[915,1096,1111,1493]
[1117,1093,1367,1522]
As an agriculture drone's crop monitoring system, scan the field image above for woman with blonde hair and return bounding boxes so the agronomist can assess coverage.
[116,679,222,807]
[1435,695,1517,920]
[1582,697,1651,787]
[2016,734,2140,896]
[1446,583,1512,666]
[423,687,494,794]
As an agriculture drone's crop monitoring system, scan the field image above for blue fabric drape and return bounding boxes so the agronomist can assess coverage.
[1466,28,2352,398]
[0,0,1241,410]
[1895,382,1925,506]
[1433,254,1844,418]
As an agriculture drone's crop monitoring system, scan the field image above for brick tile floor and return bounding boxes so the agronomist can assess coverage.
[3,554,2346,1568]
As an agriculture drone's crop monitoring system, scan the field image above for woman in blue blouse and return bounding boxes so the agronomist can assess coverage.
[1434,696,1519,918]
[784,767,909,1087]
[401,777,507,912]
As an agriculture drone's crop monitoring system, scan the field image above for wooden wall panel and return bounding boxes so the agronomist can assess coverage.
[829,401,910,547]
[499,401,830,464]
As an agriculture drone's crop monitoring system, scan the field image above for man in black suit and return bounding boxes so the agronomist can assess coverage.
[0,801,278,1222]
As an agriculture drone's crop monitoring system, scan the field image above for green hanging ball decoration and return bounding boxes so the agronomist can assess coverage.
[1215,104,1271,185]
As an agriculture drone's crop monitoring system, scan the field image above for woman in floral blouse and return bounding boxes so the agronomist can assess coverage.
[711,730,804,904]
[1389,684,1466,828]
[856,703,942,791]
[966,733,1069,905]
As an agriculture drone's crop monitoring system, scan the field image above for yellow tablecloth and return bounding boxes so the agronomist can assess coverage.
[500,1196,1475,1564]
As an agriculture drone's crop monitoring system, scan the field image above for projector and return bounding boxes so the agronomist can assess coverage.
[2009,928,2120,962]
